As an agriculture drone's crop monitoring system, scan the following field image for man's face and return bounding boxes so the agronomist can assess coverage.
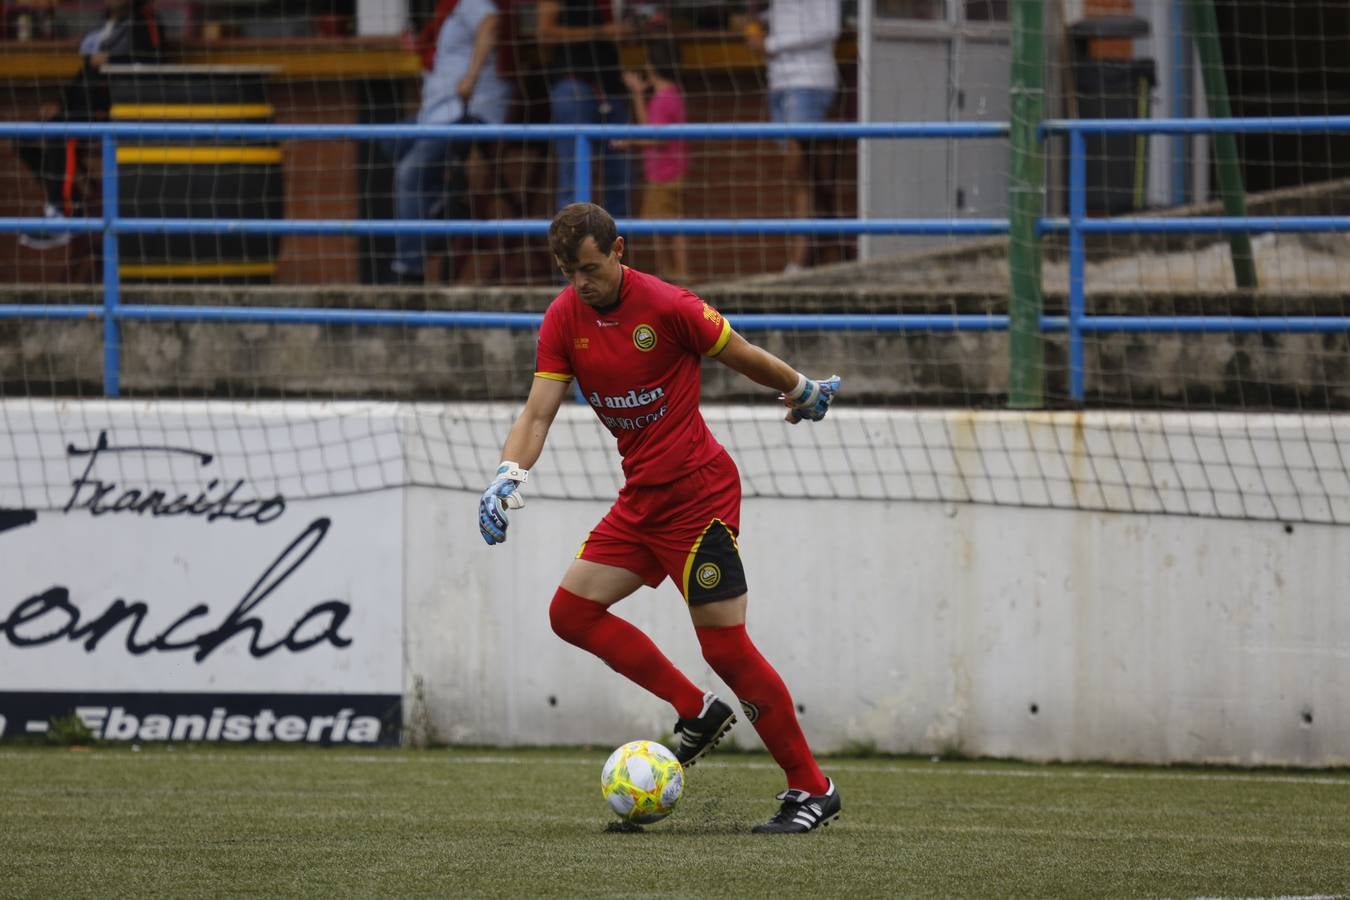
[556,236,624,308]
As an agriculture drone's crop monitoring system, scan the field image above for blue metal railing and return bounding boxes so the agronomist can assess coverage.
[1041,115,1350,401]
[3,117,1350,401]
[0,121,1009,397]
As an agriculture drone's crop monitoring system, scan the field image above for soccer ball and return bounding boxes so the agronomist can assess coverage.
[600,740,684,825]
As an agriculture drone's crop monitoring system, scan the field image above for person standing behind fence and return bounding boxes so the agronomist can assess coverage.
[745,0,840,273]
[618,41,690,283]
[536,0,634,218]
[384,0,512,284]
[14,0,163,250]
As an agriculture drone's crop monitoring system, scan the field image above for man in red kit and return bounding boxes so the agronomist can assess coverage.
[478,202,842,833]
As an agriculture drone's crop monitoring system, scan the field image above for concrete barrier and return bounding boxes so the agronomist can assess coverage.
[3,399,1345,765]
[3,284,1348,408]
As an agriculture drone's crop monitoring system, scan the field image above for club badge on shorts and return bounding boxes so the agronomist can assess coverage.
[684,519,746,605]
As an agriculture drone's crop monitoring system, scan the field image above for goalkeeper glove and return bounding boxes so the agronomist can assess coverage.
[782,374,841,424]
[478,461,528,545]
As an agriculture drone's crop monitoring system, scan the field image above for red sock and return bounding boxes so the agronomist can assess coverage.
[695,623,828,795]
[549,587,705,719]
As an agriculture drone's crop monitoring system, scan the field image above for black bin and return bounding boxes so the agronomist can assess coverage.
[105,64,283,283]
[1067,17,1156,215]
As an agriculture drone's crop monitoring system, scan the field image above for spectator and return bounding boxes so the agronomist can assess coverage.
[14,0,163,249]
[619,40,690,283]
[536,0,634,217]
[746,0,840,273]
[383,0,512,284]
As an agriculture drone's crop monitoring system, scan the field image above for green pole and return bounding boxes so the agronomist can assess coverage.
[1008,0,1046,408]
[1184,0,1258,288]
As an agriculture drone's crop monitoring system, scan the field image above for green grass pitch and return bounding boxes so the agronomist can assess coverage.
[3,746,1348,898]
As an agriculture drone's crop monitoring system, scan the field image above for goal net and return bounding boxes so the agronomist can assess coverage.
[1,0,1349,526]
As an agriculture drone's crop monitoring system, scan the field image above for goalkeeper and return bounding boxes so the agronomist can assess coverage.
[478,202,841,834]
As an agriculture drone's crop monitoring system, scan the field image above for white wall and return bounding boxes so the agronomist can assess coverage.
[405,407,1350,767]
[3,400,1345,764]
[407,486,1349,766]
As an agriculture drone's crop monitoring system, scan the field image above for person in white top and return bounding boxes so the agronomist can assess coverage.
[746,0,841,272]
[382,0,512,283]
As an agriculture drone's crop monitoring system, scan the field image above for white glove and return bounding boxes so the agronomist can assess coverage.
[782,374,841,424]
[478,461,528,545]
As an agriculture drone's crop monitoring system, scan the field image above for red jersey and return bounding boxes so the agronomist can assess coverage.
[536,266,733,487]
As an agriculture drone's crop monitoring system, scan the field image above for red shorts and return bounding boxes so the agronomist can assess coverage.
[577,449,747,605]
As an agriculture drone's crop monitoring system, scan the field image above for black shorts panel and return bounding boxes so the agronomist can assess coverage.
[684,518,748,606]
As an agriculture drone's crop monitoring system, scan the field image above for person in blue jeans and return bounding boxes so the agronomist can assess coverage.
[384,0,512,283]
[746,0,840,272]
[536,0,635,218]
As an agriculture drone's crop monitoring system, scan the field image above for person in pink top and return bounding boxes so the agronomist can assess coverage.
[620,41,691,283]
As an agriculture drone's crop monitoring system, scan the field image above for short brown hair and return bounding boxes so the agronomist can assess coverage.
[548,202,618,264]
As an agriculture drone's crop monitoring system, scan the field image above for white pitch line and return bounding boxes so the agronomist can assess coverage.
[0,749,1347,789]
[828,760,1350,789]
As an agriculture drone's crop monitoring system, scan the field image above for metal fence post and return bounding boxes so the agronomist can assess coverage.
[574,135,591,204]
[101,133,121,398]
[1068,128,1087,404]
[1008,0,1046,408]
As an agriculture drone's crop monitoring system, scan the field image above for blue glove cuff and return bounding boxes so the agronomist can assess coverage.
[495,461,529,483]
[784,373,820,408]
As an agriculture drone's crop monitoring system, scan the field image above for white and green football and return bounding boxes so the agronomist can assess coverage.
[600,740,684,825]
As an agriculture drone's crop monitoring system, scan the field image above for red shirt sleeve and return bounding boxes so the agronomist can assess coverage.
[666,288,732,358]
[535,296,575,382]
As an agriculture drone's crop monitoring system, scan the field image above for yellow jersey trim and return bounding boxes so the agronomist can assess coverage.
[535,372,574,383]
[704,318,733,357]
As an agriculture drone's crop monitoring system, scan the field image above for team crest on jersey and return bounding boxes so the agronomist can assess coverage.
[632,324,658,352]
[695,562,721,590]
[702,304,722,325]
